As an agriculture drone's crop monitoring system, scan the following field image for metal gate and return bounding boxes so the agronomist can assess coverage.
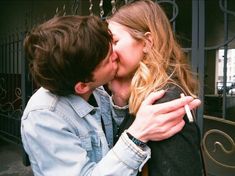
[0,0,235,175]
[0,32,24,144]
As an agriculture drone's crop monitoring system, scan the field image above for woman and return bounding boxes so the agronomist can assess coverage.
[108,0,205,175]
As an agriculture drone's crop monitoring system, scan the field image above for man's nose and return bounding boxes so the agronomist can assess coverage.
[110,51,118,62]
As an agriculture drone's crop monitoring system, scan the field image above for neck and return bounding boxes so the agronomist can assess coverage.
[114,76,133,84]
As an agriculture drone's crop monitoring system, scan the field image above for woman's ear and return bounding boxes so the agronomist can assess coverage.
[143,32,153,53]
[74,82,91,95]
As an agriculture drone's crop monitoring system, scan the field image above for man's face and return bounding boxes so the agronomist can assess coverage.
[88,46,118,90]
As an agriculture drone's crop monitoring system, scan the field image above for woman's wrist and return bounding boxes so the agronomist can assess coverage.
[110,96,129,109]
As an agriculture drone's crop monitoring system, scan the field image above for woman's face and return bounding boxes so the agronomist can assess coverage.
[108,21,145,79]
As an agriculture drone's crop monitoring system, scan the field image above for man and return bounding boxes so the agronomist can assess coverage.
[21,15,200,176]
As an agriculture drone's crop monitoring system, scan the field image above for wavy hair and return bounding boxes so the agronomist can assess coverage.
[24,15,112,96]
[109,0,198,114]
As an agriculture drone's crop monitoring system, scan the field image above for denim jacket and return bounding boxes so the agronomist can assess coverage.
[21,87,150,176]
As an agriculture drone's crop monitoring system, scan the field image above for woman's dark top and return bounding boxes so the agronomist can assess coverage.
[114,85,204,176]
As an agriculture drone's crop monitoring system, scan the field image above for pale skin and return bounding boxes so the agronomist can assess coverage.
[108,75,201,142]
[75,35,201,144]
[108,21,201,143]
[127,90,201,142]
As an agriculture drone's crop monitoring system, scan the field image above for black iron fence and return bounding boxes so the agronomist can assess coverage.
[0,32,25,144]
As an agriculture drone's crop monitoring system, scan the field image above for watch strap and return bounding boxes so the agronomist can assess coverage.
[126,132,147,149]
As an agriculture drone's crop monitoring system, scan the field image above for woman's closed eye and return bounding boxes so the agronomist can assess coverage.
[112,39,118,45]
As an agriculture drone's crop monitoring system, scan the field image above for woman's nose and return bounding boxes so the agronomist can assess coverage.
[112,43,117,52]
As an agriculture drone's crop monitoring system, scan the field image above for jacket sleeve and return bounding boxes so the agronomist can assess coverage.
[21,109,150,176]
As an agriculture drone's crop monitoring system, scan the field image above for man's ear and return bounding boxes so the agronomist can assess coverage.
[143,32,153,53]
[74,82,91,95]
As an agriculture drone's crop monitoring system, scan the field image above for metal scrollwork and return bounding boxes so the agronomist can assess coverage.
[62,5,66,16]
[156,0,179,22]
[0,78,7,100]
[205,0,235,50]
[54,4,67,17]
[89,0,94,16]
[72,0,79,15]
[202,129,235,169]
[99,0,104,18]
[219,0,235,16]
[111,0,117,14]
[0,78,23,119]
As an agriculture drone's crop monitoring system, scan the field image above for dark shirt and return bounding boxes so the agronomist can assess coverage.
[115,85,204,176]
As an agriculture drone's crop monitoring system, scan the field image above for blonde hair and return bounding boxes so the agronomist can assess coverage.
[109,0,198,115]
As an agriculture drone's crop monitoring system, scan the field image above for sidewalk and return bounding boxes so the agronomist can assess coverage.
[0,138,33,176]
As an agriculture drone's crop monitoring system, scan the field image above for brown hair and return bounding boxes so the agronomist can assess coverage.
[24,15,112,96]
[109,0,198,114]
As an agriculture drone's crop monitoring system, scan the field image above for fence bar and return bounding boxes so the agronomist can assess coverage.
[222,0,228,119]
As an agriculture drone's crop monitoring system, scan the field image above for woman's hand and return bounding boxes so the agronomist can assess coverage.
[108,78,131,107]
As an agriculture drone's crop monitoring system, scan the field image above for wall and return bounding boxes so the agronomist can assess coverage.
[0,0,73,36]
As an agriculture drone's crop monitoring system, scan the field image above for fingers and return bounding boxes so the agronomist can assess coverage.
[160,120,185,140]
[146,114,185,141]
[159,107,185,124]
[150,96,194,114]
[132,93,201,142]
[188,99,201,110]
[141,90,165,106]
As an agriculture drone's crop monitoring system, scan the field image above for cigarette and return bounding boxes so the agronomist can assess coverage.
[180,94,194,122]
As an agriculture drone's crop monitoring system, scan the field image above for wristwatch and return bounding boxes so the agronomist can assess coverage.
[126,132,147,149]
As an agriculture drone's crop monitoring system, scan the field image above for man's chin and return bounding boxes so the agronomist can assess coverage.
[113,70,121,78]
[109,72,118,81]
